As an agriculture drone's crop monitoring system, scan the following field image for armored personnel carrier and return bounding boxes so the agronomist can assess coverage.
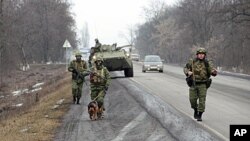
[91,44,134,77]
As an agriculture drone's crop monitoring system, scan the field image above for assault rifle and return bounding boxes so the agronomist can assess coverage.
[72,68,90,80]
[85,69,107,81]
[185,59,196,87]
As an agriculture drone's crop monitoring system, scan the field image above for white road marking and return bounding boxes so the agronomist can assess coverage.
[111,111,147,141]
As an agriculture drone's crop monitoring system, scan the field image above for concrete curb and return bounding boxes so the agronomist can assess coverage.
[119,79,225,141]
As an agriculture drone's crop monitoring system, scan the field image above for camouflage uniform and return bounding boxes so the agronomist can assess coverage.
[68,53,88,104]
[184,48,217,121]
[89,57,110,117]
[94,38,102,52]
[88,47,95,68]
[88,39,102,68]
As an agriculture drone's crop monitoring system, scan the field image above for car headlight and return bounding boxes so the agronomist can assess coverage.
[126,53,130,57]
[157,64,162,67]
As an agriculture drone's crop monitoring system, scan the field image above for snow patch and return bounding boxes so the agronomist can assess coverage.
[13,103,23,107]
[12,89,28,96]
[32,82,45,88]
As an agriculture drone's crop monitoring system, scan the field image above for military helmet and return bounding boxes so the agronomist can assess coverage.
[94,56,103,63]
[196,48,206,55]
[75,51,82,57]
[95,38,99,42]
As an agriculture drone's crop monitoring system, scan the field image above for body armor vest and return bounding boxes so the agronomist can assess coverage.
[90,68,105,85]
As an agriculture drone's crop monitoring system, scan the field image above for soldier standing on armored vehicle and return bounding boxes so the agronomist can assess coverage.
[94,38,102,52]
[68,52,89,104]
[184,48,217,121]
[88,38,102,67]
[89,57,110,119]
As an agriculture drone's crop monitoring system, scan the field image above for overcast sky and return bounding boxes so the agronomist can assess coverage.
[71,0,177,48]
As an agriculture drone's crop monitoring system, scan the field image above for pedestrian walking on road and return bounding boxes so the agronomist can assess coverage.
[68,52,89,104]
[183,48,217,121]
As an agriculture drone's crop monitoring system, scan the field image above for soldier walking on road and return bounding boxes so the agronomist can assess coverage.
[68,52,89,104]
[89,57,110,119]
[184,48,217,121]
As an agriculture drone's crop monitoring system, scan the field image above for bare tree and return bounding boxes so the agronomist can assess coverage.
[0,0,78,87]
[119,24,137,46]
[143,0,166,23]
[136,0,250,73]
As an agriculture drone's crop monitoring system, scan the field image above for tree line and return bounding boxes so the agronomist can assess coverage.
[135,0,250,74]
[0,0,77,85]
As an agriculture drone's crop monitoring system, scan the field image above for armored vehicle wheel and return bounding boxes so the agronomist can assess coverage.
[124,68,134,77]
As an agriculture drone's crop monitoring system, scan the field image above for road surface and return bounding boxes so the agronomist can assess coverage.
[54,61,250,141]
[131,62,250,140]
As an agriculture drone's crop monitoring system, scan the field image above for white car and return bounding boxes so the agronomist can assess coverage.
[142,55,163,73]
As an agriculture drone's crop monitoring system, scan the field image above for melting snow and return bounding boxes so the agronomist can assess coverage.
[13,103,23,107]
[32,82,45,88]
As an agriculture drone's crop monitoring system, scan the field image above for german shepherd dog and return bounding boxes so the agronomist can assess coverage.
[88,101,99,120]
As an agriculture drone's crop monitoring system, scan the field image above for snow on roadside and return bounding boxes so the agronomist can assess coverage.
[13,103,23,107]
[12,89,29,96]
[12,82,45,96]
[32,82,45,88]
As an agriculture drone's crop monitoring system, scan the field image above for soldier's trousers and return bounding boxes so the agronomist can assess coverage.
[189,84,207,112]
[90,87,105,109]
[72,80,83,98]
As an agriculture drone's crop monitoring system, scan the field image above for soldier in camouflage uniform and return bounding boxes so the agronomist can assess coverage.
[68,52,88,104]
[184,48,217,121]
[89,57,110,118]
[88,47,95,68]
[94,38,102,52]
[88,39,102,68]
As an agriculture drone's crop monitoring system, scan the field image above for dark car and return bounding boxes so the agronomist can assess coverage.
[142,55,163,73]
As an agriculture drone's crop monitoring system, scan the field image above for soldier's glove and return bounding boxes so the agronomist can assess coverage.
[211,69,217,76]
[72,69,77,73]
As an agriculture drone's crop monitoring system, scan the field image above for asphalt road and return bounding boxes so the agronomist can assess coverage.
[54,61,250,141]
[131,61,250,140]
[54,75,177,141]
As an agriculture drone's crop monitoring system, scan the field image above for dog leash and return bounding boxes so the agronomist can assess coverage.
[92,90,105,101]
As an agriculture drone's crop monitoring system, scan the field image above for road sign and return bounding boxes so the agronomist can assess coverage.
[63,39,71,48]
[63,39,71,71]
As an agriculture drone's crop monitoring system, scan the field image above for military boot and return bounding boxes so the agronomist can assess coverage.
[197,112,203,121]
[73,96,76,104]
[194,108,198,119]
[76,97,80,104]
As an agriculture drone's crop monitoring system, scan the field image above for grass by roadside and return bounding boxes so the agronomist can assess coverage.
[0,74,72,141]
